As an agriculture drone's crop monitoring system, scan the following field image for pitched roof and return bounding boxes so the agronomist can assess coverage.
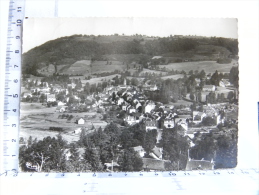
[142,158,166,171]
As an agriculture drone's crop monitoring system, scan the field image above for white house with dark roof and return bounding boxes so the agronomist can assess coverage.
[76,118,85,125]
[47,94,56,102]
[145,120,157,131]
[164,119,175,129]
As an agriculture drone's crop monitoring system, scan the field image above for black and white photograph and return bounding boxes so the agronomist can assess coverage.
[19,18,239,173]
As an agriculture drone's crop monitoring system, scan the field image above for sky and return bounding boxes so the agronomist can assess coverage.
[23,17,237,53]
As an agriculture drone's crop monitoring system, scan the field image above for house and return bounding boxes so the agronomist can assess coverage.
[77,118,85,125]
[124,115,139,125]
[74,128,82,134]
[195,78,201,86]
[142,158,170,171]
[150,146,163,160]
[104,162,120,172]
[55,106,67,113]
[145,102,156,113]
[133,146,145,157]
[64,148,85,161]
[128,108,136,114]
[193,111,206,123]
[23,92,32,98]
[164,119,175,129]
[219,79,231,87]
[175,115,190,132]
[57,101,66,106]
[47,94,56,102]
[149,85,158,91]
[145,120,157,131]
[185,159,214,171]
[163,107,171,114]
[67,83,76,89]
[202,85,215,92]
[117,98,124,106]
[152,56,163,60]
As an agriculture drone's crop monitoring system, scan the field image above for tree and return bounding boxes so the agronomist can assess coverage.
[202,117,216,126]
[118,148,143,171]
[84,147,103,171]
[227,91,234,101]
[143,130,157,155]
[189,93,195,101]
[229,66,238,88]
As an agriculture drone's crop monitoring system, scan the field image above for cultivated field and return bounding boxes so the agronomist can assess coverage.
[140,68,168,76]
[20,102,104,143]
[81,74,121,85]
[60,60,126,75]
[161,74,184,80]
[158,60,238,74]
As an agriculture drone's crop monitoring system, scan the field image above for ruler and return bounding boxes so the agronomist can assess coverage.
[2,0,25,172]
[1,169,258,195]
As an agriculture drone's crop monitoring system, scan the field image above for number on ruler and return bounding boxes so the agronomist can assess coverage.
[17,7,22,12]
[14,65,18,68]
[184,173,190,176]
[169,172,176,176]
[13,94,18,98]
[16,19,22,26]
[12,124,16,127]
[12,139,16,142]
[13,109,16,112]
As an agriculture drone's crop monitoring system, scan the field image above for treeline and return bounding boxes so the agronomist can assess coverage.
[22,35,238,75]
[190,131,237,168]
[19,122,190,172]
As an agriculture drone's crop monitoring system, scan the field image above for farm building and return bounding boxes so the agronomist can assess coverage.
[76,118,85,125]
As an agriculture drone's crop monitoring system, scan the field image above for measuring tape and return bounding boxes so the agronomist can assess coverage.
[2,0,25,172]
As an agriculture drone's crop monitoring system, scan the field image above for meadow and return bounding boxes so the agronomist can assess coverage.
[158,60,238,74]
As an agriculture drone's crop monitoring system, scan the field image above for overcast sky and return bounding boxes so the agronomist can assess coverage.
[23,17,237,53]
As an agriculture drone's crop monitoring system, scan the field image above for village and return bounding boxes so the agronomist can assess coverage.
[19,61,238,172]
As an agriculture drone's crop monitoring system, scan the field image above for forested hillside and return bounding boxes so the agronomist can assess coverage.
[22,34,238,76]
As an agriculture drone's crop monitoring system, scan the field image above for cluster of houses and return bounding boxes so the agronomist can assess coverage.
[21,73,237,172]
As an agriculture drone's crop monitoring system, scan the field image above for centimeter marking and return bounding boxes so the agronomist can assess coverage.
[2,0,25,172]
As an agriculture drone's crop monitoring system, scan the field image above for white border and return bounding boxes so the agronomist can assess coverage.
[0,0,258,174]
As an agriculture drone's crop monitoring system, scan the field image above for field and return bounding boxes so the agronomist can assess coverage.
[164,100,193,107]
[81,74,121,85]
[20,103,104,143]
[158,60,238,74]
[59,60,127,75]
[140,68,168,76]
[161,74,184,80]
